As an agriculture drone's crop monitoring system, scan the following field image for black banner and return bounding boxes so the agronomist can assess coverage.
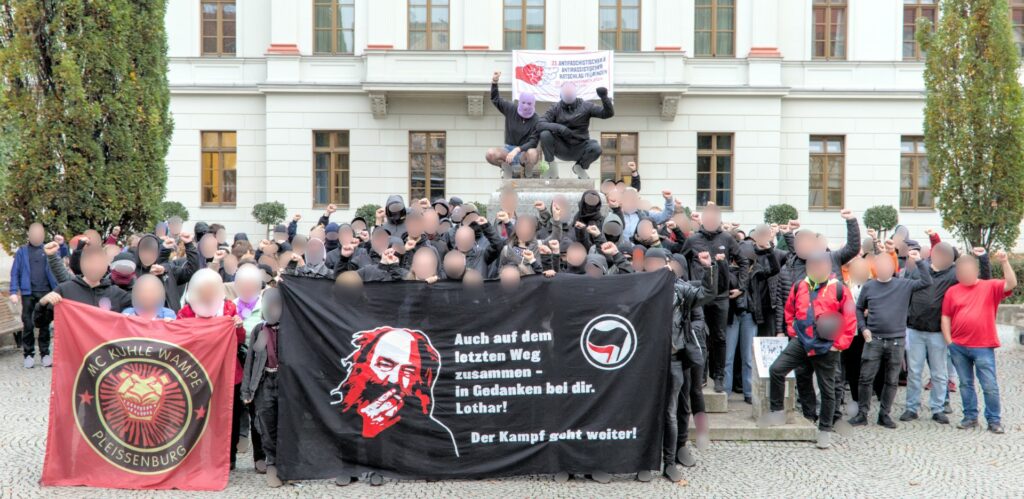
[276,271,673,480]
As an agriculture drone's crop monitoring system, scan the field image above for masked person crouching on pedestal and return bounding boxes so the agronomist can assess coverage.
[485,71,542,179]
[762,252,856,450]
[242,287,284,488]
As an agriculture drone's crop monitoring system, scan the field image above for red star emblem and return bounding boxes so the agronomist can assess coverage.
[195,405,206,419]
[78,390,94,405]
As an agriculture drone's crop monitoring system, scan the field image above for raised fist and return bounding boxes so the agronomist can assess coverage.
[293,213,302,222]
[419,198,431,210]
[661,189,672,200]
[404,238,417,253]
[665,220,677,231]
[161,237,176,249]
[492,71,501,84]
[994,250,1009,264]
[607,194,620,209]
[574,221,586,230]
[150,264,165,276]
[543,269,557,278]
[496,211,510,224]
[44,241,60,256]
[690,212,701,223]
[475,216,488,226]
[867,228,878,239]
[537,244,552,255]
[884,239,897,254]
[715,253,726,262]
[326,203,337,214]
[342,244,357,258]
[375,207,386,223]
[600,242,618,256]
[908,249,921,261]
[924,228,935,236]
[596,87,608,98]
[788,220,801,230]
[697,251,712,267]
[214,249,227,261]
[381,248,399,265]
[179,232,194,244]
[53,234,65,245]
[259,239,272,250]
[358,230,370,241]
[839,209,854,220]
[522,250,535,263]
[627,161,637,172]
[548,240,560,253]
[587,225,601,237]
[533,200,546,212]
[972,247,987,257]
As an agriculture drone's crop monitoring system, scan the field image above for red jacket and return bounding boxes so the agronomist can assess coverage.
[785,275,857,355]
[178,300,246,385]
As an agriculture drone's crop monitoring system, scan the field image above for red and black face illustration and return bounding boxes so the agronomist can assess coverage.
[331,327,440,438]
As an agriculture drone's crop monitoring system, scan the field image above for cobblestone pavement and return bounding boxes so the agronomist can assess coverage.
[2,345,1024,498]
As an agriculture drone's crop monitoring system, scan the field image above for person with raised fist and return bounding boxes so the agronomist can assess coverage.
[536,82,615,179]
[942,249,1016,434]
[9,223,58,368]
[485,71,542,179]
[849,247,932,429]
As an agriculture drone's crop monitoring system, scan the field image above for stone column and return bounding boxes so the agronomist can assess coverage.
[748,0,781,87]
[266,0,300,83]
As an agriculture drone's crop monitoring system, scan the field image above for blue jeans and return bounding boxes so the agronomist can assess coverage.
[905,328,947,414]
[503,144,523,165]
[724,311,755,398]
[949,343,1001,425]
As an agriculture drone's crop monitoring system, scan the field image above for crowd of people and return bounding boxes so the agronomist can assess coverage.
[5,75,1015,486]
[6,182,1015,486]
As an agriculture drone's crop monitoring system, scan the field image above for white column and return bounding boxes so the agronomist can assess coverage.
[747,0,781,87]
[653,0,686,52]
[265,0,300,83]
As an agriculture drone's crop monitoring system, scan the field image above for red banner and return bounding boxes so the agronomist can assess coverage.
[42,301,236,490]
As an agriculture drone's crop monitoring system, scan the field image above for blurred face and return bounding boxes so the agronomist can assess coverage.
[637,220,656,242]
[112,226,121,236]
[85,229,102,246]
[795,232,817,259]
[195,281,221,309]
[406,217,424,239]
[455,227,476,253]
[132,277,165,313]
[215,228,226,244]
[277,251,294,269]
[807,259,831,283]
[463,269,484,287]
[411,248,438,280]
[585,263,604,278]
[643,257,667,273]
[104,244,120,260]
[351,220,367,233]
[566,244,587,267]
[621,190,638,213]
[199,234,218,258]
[28,223,45,246]
[291,236,307,257]
[500,192,517,213]
[434,203,449,218]
[169,220,182,235]
[848,258,870,284]
[751,228,772,248]
[500,266,521,290]
[956,257,980,286]
[669,260,684,278]
[371,231,389,254]
[700,208,721,230]
[874,253,895,280]
[931,244,954,270]
[422,210,440,235]
[311,227,326,241]
[443,251,466,279]
[81,251,109,282]
[138,237,159,267]
[222,254,238,275]
[235,274,260,300]
[338,226,354,245]
[560,82,577,104]
[514,218,536,243]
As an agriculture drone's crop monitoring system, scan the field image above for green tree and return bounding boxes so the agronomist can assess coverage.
[354,204,381,226]
[0,0,173,251]
[863,205,899,239]
[252,201,287,237]
[919,0,1024,249]
[763,204,799,225]
[155,200,189,222]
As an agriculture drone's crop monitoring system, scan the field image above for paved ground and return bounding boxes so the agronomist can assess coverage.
[3,344,1024,498]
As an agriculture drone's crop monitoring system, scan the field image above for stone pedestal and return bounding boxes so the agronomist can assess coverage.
[487,179,596,217]
[752,376,798,424]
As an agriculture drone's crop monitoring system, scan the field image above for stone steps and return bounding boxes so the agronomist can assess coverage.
[702,386,728,413]
[688,403,817,441]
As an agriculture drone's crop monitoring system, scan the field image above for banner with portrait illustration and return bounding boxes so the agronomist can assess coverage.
[276,271,672,480]
[42,301,237,490]
[512,50,614,102]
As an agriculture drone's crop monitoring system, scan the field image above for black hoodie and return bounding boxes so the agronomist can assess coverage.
[134,233,199,312]
[381,195,408,238]
[681,225,750,298]
[538,94,615,145]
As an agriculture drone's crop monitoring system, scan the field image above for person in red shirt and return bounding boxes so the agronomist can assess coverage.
[941,250,1016,434]
[762,252,857,449]
[178,268,249,468]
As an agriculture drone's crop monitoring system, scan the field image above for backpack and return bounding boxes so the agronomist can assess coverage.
[788,279,845,355]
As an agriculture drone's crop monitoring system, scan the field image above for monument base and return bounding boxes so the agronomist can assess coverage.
[487,179,596,218]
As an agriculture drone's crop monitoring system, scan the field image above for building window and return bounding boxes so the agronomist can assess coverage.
[201,131,237,206]
[694,0,735,57]
[813,0,846,60]
[903,1,936,60]
[1013,1,1024,57]
[900,136,933,210]
[809,136,844,210]
[201,0,236,56]
[409,0,449,50]
[599,132,638,182]
[313,131,351,208]
[314,0,355,54]
[697,133,733,208]
[409,132,446,201]
[504,0,545,50]
[599,0,640,52]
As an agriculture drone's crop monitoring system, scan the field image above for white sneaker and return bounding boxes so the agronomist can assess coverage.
[543,161,560,179]
[24,356,34,369]
[758,410,787,427]
[816,430,832,449]
[41,355,53,368]
[571,163,590,179]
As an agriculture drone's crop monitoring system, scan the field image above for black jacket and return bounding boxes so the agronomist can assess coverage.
[672,264,717,357]
[357,262,408,282]
[907,254,991,332]
[52,277,130,312]
[538,95,614,145]
[681,226,750,297]
[491,83,539,150]
[735,240,781,324]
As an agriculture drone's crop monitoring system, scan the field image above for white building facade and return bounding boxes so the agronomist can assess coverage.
[165,0,1010,244]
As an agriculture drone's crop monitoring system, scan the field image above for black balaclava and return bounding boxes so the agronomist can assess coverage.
[135,234,162,272]
[385,195,407,225]
[602,213,624,243]
[577,189,603,225]
[261,287,282,326]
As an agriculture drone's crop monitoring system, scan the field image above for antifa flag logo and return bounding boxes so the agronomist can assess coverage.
[580,314,638,370]
[74,338,213,475]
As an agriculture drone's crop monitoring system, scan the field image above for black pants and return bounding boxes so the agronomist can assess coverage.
[677,359,705,445]
[231,384,264,467]
[769,339,839,431]
[857,337,905,418]
[538,130,602,169]
[663,360,685,466]
[703,298,729,381]
[21,291,51,358]
[247,398,266,463]
[842,334,865,402]
[254,371,279,465]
